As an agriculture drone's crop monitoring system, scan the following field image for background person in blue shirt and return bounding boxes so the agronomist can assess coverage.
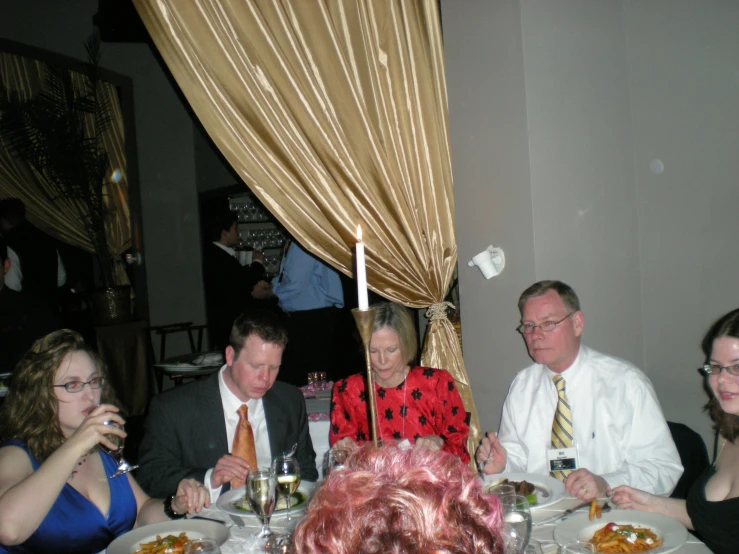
[271,239,344,386]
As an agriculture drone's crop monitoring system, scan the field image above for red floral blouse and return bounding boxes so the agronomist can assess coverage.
[329,366,470,463]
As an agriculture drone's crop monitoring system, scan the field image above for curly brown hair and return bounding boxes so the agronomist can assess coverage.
[0,329,119,462]
[701,308,739,442]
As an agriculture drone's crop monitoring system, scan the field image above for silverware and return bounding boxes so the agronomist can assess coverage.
[190,515,227,525]
[284,442,298,458]
[534,500,591,526]
[228,514,246,528]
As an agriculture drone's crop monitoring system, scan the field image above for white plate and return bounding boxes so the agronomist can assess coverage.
[483,472,565,509]
[216,481,316,519]
[554,510,688,554]
[106,519,229,554]
[153,364,218,372]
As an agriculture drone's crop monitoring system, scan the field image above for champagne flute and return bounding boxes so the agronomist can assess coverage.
[500,495,532,554]
[247,467,277,542]
[272,456,300,522]
[101,421,138,478]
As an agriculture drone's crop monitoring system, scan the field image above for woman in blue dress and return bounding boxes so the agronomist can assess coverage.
[0,330,211,554]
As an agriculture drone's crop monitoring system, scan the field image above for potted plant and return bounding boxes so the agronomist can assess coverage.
[0,33,130,323]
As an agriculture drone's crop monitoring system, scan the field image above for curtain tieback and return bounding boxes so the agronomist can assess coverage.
[426,301,455,321]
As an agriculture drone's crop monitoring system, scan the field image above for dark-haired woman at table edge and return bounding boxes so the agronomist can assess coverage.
[330,302,470,463]
[611,308,739,554]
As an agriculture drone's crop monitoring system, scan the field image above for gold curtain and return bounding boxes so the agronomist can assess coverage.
[134,0,481,456]
[0,50,131,285]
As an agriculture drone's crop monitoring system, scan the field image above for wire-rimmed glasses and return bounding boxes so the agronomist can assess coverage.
[516,313,575,335]
[700,364,739,376]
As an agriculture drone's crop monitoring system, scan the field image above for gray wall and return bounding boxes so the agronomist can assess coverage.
[0,0,207,354]
[442,0,739,449]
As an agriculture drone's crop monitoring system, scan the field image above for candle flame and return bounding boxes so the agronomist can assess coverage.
[356,224,362,241]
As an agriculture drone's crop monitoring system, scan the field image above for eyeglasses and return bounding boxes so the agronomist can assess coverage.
[517,313,575,335]
[53,376,104,393]
[699,364,739,377]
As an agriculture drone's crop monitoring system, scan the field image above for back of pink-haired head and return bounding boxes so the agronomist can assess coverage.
[293,443,503,554]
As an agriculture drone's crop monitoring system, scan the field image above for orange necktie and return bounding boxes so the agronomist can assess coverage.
[231,404,257,489]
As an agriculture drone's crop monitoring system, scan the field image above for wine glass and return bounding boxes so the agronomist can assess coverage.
[101,421,138,478]
[247,467,278,543]
[326,447,350,475]
[184,538,221,553]
[500,495,532,554]
[272,456,301,522]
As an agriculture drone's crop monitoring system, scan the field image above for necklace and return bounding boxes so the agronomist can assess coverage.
[68,453,89,481]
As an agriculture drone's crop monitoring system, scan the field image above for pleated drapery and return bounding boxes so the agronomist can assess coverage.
[134,0,480,457]
[0,50,131,286]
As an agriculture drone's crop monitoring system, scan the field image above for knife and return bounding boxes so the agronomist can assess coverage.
[534,501,591,526]
[228,514,246,528]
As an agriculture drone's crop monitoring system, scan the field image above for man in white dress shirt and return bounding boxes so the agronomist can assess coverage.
[476,280,682,500]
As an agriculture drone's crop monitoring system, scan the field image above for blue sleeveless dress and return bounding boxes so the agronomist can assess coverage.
[0,440,137,554]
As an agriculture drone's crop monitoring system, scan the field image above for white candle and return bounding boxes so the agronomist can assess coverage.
[356,225,369,310]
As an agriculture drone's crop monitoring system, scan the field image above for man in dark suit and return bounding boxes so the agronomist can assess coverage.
[136,310,317,499]
[201,209,272,351]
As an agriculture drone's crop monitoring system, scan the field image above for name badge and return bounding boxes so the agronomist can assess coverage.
[547,446,579,472]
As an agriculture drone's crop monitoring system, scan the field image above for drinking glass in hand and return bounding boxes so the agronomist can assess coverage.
[500,495,532,554]
[272,456,300,522]
[100,421,138,478]
[247,468,278,541]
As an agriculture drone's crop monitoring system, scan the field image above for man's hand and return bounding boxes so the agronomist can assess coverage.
[564,468,610,501]
[475,431,507,475]
[210,454,250,488]
[251,280,274,300]
[414,435,443,452]
[251,250,265,264]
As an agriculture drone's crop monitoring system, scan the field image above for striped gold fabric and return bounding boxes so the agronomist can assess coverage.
[550,375,573,481]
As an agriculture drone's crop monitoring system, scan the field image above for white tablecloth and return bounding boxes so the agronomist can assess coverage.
[306,395,331,480]
[190,494,712,553]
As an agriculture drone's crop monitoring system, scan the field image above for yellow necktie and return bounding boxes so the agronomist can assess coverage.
[550,375,573,481]
[231,404,257,488]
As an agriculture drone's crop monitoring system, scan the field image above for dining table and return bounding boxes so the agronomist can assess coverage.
[162,490,713,553]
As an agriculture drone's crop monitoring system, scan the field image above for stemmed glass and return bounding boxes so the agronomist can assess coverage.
[101,421,138,478]
[272,456,301,522]
[326,447,350,475]
[246,467,278,544]
[500,495,532,554]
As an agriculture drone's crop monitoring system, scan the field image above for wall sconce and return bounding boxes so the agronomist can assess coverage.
[467,245,505,279]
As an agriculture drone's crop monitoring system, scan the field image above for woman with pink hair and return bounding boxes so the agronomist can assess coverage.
[293,443,503,554]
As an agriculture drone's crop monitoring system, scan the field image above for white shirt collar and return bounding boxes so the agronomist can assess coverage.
[218,365,261,420]
[213,241,237,258]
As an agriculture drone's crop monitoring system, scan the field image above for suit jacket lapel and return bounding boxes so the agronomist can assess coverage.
[200,373,228,463]
[263,388,287,459]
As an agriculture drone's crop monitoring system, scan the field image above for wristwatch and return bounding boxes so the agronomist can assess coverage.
[163,494,186,519]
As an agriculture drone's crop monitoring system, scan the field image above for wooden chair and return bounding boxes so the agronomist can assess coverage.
[146,322,210,393]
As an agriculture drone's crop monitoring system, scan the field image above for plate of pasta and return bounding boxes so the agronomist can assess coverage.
[106,520,229,554]
[554,510,688,553]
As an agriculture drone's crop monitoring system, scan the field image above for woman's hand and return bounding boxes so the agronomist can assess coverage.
[414,435,443,452]
[172,479,210,515]
[64,404,126,456]
[333,437,359,452]
[609,485,660,512]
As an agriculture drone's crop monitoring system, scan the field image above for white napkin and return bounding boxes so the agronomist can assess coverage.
[192,352,224,366]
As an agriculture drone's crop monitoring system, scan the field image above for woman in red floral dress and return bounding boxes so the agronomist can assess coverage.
[329,303,470,462]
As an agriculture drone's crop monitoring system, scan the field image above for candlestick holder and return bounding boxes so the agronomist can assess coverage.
[351,306,379,446]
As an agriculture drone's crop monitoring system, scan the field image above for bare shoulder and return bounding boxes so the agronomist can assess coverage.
[0,445,34,493]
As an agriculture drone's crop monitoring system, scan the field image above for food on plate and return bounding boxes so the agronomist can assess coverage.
[134,532,190,554]
[590,522,663,553]
[588,499,603,521]
[485,478,538,505]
